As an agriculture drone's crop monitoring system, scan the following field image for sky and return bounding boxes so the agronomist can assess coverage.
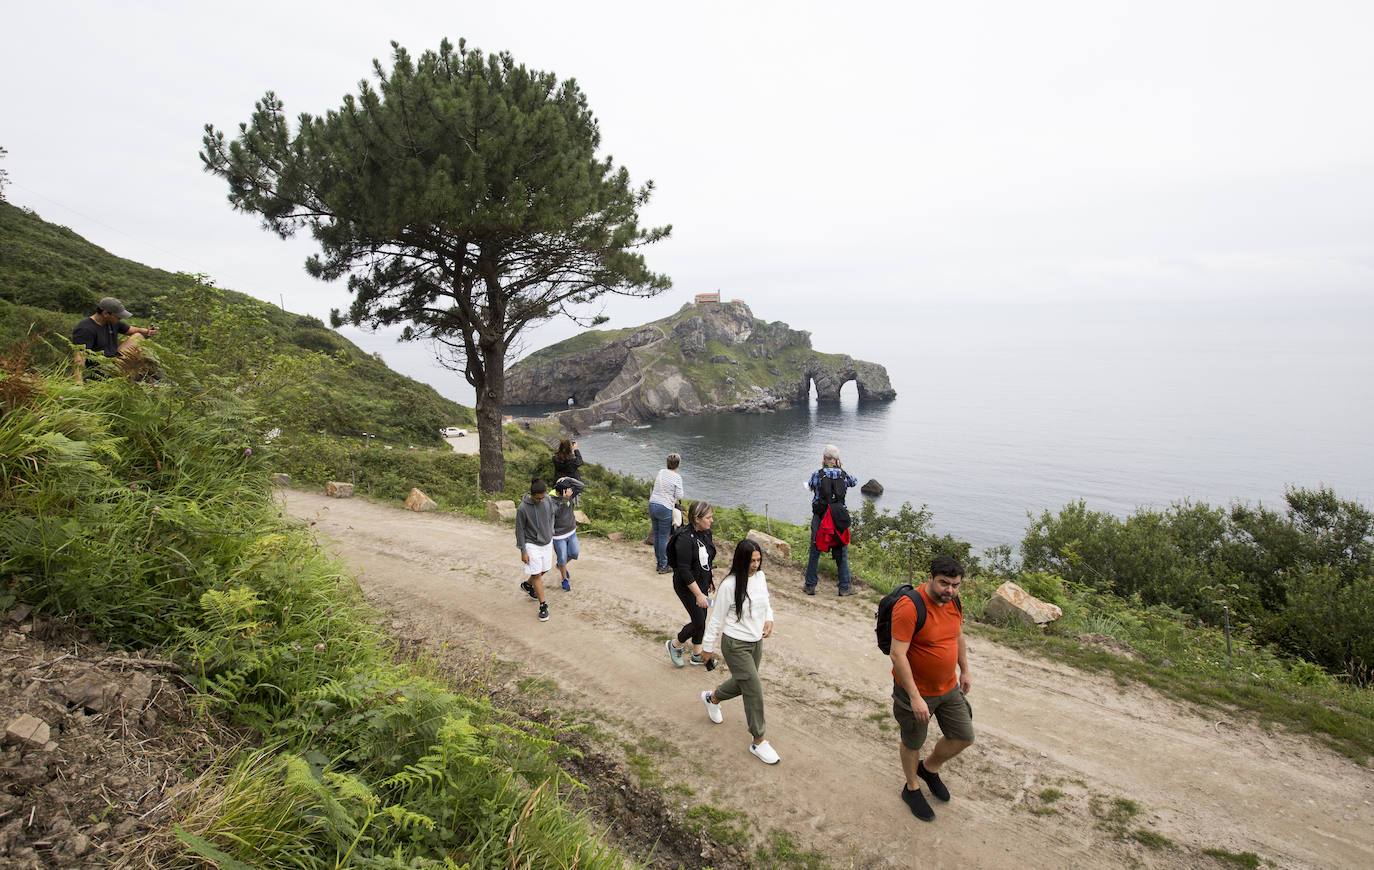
[4,1,1373,404]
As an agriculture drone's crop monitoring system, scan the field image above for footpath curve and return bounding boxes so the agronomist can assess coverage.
[280,490,1374,869]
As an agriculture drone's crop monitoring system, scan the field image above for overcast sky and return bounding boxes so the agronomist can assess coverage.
[4,1,1373,403]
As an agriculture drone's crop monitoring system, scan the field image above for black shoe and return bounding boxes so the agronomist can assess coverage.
[521,581,537,600]
[803,585,816,596]
[838,586,858,597]
[656,565,673,574]
[538,602,549,622]
[901,785,934,821]
[918,760,950,801]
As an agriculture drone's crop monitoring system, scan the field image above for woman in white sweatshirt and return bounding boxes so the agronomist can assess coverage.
[699,539,779,764]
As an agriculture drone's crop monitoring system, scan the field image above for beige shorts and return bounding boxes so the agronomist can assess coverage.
[523,543,554,575]
[892,683,975,749]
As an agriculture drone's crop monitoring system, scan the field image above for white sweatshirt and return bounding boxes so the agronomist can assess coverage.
[702,570,773,652]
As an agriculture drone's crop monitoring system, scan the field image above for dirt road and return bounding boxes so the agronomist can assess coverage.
[280,490,1374,869]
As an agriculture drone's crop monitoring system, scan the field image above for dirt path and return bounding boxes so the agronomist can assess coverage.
[280,491,1374,869]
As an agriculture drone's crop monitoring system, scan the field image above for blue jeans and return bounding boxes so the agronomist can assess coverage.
[553,532,579,567]
[805,511,852,590]
[649,502,674,568]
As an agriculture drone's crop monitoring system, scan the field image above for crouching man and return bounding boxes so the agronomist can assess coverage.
[890,554,973,822]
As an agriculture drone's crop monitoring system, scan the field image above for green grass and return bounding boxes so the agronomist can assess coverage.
[684,803,751,848]
[1131,828,1174,849]
[1202,848,1262,868]
[755,828,830,869]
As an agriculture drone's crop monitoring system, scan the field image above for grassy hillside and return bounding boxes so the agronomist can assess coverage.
[0,200,474,444]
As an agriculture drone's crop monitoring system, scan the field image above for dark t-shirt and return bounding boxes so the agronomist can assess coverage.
[72,316,129,358]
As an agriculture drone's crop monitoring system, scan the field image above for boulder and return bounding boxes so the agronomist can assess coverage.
[746,529,791,563]
[325,481,354,498]
[486,500,518,522]
[269,472,291,486]
[5,713,50,748]
[861,479,884,496]
[574,510,590,525]
[983,581,1063,627]
[404,488,438,512]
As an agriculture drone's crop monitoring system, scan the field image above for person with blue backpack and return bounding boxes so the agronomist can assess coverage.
[804,444,859,596]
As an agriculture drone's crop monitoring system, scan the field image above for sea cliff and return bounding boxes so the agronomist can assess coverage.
[504,301,896,429]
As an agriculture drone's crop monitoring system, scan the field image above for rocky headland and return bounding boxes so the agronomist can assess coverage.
[504,301,895,429]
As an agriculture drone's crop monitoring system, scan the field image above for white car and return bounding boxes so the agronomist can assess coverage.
[440,426,468,437]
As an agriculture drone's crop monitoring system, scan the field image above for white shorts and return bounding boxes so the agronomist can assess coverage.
[523,542,554,575]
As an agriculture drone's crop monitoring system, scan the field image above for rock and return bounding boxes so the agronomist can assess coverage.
[403,488,438,512]
[56,671,118,712]
[607,532,625,542]
[504,301,896,428]
[574,510,590,525]
[861,479,884,496]
[486,500,517,522]
[5,713,51,748]
[325,481,354,498]
[746,529,792,564]
[983,581,1063,627]
[123,672,155,708]
[269,472,291,486]
[7,603,33,623]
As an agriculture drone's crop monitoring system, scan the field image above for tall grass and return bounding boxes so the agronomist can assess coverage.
[1,354,637,868]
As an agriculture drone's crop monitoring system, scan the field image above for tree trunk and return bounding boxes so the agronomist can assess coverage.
[474,343,507,493]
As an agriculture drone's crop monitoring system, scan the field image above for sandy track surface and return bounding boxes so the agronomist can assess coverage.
[280,490,1374,869]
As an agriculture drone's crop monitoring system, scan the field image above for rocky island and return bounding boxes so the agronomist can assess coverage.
[504,299,896,429]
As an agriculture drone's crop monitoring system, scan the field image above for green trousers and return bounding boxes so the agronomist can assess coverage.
[713,635,766,739]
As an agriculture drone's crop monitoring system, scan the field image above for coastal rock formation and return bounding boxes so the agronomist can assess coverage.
[505,301,896,428]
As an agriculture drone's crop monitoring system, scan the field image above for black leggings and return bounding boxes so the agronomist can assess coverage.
[673,577,708,646]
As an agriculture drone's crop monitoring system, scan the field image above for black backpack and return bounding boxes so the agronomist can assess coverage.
[664,527,689,572]
[875,584,962,654]
[816,471,848,506]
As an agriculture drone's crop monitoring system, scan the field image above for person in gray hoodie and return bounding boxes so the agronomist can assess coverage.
[516,477,557,622]
[551,476,586,591]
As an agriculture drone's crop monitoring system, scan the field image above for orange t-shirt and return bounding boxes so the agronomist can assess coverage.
[890,585,962,697]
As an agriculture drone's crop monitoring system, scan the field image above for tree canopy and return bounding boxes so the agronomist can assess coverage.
[201,38,670,490]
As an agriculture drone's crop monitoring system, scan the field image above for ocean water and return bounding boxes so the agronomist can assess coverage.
[566,301,1374,552]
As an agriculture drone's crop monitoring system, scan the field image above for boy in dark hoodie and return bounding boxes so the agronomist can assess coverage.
[551,476,586,591]
[516,477,556,622]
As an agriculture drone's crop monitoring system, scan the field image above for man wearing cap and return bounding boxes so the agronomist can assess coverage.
[72,297,159,372]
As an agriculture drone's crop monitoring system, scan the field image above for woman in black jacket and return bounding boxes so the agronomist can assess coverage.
[665,501,717,668]
[552,438,584,482]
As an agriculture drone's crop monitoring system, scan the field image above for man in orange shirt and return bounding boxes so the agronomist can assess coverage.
[889,555,973,821]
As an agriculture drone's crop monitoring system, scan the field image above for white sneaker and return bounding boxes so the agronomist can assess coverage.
[701,690,723,724]
[749,739,780,764]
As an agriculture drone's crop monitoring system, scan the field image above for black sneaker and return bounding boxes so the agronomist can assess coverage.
[538,602,549,622]
[521,581,537,601]
[803,585,816,596]
[656,565,673,574]
[917,760,950,801]
[901,785,935,821]
[838,586,858,597]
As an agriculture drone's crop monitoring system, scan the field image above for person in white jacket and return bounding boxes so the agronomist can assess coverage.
[699,539,779,764]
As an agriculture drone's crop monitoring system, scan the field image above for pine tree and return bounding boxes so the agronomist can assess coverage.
[201,39,671,491]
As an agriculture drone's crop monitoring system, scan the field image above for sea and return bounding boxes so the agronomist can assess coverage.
[513,299,1374,553]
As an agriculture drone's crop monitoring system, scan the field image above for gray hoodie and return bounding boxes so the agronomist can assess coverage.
[515,492,555,550]
[551,477,586,536]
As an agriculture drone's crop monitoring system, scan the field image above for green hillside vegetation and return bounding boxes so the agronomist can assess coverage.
[0,200,474,445]
[1,346,632,867]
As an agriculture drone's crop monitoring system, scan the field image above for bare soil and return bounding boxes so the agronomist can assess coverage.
[0,614,226,868]
[281,489,1374,869]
